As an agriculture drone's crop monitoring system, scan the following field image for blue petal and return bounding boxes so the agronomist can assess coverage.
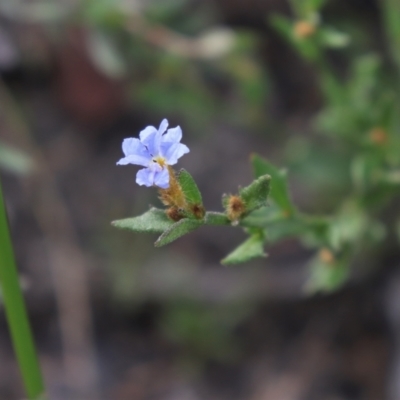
[154,168,170,189]
[139,126,157,143]
[162,126,182,143]
[139,126,160,156]
[158,119,169,135]
[140,119,168,157]
[161,142,190,165]
[138,120,169,157]
[122,138,146,156]
[136,168,156,187]
[118,138,151,166]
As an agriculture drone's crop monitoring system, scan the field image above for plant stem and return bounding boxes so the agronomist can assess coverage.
[0,179,45,399]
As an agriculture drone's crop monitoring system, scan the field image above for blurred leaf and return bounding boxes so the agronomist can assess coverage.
[82,0,128,26]
[197,28,236,59]
[328,203,368,251]
[383,0,400,71]
[289,0,326,17]
[0,143,34,175]
[145,0,190,22]
[86,30,127,78]
[381,169,400,185]
[251,154,296,216]
[177,169,203,206]
[319,27,350,48]
[316,55,382,141]
[155,218,203,247]
[205,212,230,225]
[301,215,331,246]
[306,252,350,293]
[265,217,309,243]
[307,0,327,12]
[222,232,266,265]
[269,14,293,40]
[270,13,320,61]
[112,207,174,233]
[351,154,379,192]
[241,206,329,244]
[349,55,380,113]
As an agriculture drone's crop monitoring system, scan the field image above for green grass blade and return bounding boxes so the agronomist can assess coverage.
[0,180,45,399]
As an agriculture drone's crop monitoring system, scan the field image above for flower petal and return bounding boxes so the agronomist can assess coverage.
[136,168,156,187]
[162,126,182,143]
[139,126,158,143]
[161,142,190,165]
[139,126,160,156]
[154,168,170,189]
[158,119,169,135]
[118,138,151,166]
[148,119,168,156]
[123,138,150,156]
[117,154,151,166]
[139,122,166,156]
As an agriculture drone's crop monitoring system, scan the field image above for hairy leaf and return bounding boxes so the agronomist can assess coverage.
[155,218,203,247]
[177,169,203,205]
[239,174,271,214]
[222,233,266,265]
[112,208,173,233]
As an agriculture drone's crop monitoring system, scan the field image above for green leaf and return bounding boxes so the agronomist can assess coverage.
[289,0,326,16]
[383,0,400,71]
[240,206,281,228]
[155,218,203,247]
[177,169,203,205]
[112,208,174,233]
[307,0,327,12]
[351,154,381,192]
[251,154,296,215]
[239,174,271,214]
[328,204,368,251]
[269,14,293,39]
[348,55,380,113]
[305,253,349,293]
[221,233,266,265]
[265,218,309,243]
[0,180,45,400]
[319,27,350,48]
[205,212,231,225]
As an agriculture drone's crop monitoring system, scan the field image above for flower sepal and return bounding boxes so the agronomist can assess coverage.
[223,174,271,221]
[159,168,205,221]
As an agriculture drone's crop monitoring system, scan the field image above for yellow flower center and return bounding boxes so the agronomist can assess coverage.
[153,156,167,168]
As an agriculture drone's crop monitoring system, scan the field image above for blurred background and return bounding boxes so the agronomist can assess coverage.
[0,0,400,399]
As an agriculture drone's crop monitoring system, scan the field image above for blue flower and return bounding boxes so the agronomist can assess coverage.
[117,119,189,189]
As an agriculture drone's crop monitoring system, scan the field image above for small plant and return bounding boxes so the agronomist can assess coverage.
[113,0,400,293]
[112,119,271,265]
